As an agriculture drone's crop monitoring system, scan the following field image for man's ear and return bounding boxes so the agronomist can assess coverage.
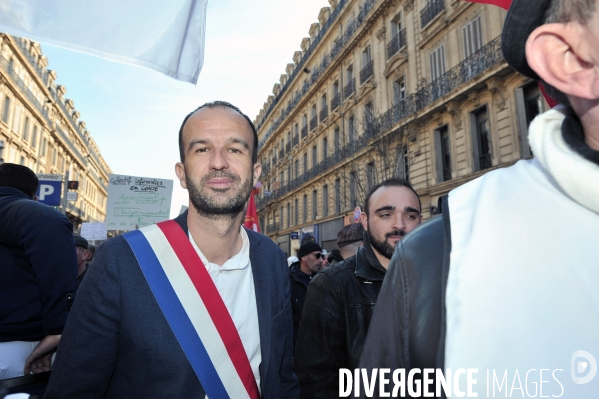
[175,162,187,189]
[253,162,262,187]
[360,213,368,231]
[526,23,599,100]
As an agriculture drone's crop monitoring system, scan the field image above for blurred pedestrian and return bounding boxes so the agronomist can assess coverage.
[73,235,92,286]
[336,222,365,260]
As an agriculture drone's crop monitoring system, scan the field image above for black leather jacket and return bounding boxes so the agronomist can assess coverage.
[289,263,311,346]
[294,234,386,398]
[358,198,450,398]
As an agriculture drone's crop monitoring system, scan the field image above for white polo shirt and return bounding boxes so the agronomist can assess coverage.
[190,227,261,396]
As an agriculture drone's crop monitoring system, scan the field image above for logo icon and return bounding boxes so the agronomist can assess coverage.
[571,350,597,384]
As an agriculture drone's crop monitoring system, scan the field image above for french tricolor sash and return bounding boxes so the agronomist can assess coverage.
[123,220,260,399]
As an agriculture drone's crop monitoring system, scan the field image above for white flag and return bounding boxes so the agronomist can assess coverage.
[0,0,208,83]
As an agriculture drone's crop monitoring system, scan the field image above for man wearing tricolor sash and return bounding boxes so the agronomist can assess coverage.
[360,0,599,397]
[46,102,300,398]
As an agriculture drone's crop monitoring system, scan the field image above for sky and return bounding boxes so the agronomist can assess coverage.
[38,0,330,218]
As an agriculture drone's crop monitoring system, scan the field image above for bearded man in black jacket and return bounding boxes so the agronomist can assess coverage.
[293,178,421,398]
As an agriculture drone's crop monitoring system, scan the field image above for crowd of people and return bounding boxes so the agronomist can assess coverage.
[1,0,598,397]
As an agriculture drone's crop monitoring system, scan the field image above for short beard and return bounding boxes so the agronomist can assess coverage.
[367,226,406,260]
[186,170,253,221]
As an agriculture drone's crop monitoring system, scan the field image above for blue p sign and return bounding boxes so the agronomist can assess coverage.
[36,181,62,206]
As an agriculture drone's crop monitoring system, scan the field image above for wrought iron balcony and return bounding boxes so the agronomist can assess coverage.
[421,0,445,28]
[310,115,318,131]
[272,154,278,165]
[301,125,308,139]
[360,61,374,84]
[387,29,407,59]
[293,134,299,147]
[279,149,284,159]
[320,105,329,122]
[285,142,291,153]
[344,78,355,99]
[331,93,341,111]
[266,222,278,234]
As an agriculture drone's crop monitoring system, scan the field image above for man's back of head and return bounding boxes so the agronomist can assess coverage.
[0,163,38,199]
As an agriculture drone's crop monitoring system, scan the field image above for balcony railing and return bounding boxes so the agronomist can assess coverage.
[279,149,285,159]
[360,61,374,84]
[331,93,341,111]
[479,153,492,171]
[387,29,407,59]
[285,142,291,153]
[320,105,329,122]
[257,37,504,212]
[343,78,355,99]
[443,166,452,182]
[421,0,445,28]
[273,154,278,165]
[292,134,299,147]
[301,125,308,139]
[310,115,318,131]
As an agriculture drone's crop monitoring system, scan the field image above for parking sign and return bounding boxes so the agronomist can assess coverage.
[36,174,63,206]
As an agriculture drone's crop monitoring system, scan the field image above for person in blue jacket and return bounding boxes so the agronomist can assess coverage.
[0,163,77,380]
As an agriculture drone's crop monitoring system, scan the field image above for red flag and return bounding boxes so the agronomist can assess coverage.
[464,0,511,10]
[244,189,260,233]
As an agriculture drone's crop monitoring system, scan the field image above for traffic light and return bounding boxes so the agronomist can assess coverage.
[68,181,79,190]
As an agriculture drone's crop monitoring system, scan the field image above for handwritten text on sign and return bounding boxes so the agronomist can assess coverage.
[106,174,173,230]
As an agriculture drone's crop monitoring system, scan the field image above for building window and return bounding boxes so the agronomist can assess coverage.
[430,44,446,82]
[303,153,308,173]
[280,206,284,229]
[367,162,376,191]
[294,159,299,179]
[350,171,357,208]
[471,106,492,171]
[287,203,290,228]
[310,105,317,131]
[462,15,483,58]
[365,102,374,124]
[31,126,38,148]
[312,145,317,168]
[515,82,543,157]
[334,128,340,153]
[52,148,57,166]
[20,156,25,165]
[323,137,328,161]
[22,117,30,141]
[393,77,406,105]
[435,125,452,182]
[388,12,406,58]
[41,138,47,157]
[348,116,356,143]
[323,185,329,217]
[2,96,10,123]
[312,190,317,220]
[295,198,299,226]
[397,145,409,181]
[335,178,341,214]
[303,195,307,223]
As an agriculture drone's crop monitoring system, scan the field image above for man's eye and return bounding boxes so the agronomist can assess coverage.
[406,214,417,220]
[229,148,242,153]
[195,147,208,153]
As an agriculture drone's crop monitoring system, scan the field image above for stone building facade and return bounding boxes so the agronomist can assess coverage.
[0,34,111,227]
[255,0,547,256]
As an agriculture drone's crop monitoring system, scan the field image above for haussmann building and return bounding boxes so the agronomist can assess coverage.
[255,0,548,257]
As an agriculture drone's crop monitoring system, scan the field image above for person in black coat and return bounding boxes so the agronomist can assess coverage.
[0,163,77,379]
[289,242,323,346]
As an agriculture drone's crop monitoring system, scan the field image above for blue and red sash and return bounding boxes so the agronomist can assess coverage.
[123,220,260,399]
